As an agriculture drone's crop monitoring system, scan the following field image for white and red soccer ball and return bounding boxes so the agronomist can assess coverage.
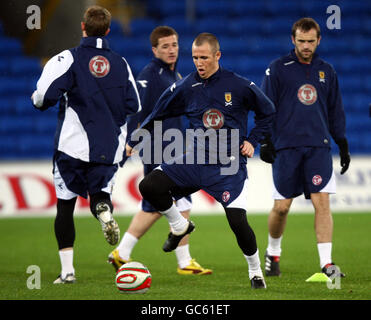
[115,261,152,294]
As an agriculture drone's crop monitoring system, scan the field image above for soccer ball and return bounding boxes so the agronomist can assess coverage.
[115,261,152,294]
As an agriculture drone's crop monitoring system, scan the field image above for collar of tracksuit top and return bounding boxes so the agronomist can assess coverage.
[194,67,222,85]
[151,56,179,75]
[289,49,320,67]
[79,36,110,51]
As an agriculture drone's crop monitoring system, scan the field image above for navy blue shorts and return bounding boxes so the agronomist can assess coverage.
[272,147,335,199]
[53,151,119,199]
[142,163,192,212]
[160,159,248,209]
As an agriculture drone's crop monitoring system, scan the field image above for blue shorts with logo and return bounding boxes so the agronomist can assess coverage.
[272,147,333,199]
[53,151,118,199]
[160,159,248,209]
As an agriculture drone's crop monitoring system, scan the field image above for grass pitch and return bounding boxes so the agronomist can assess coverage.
[0,213,370,301]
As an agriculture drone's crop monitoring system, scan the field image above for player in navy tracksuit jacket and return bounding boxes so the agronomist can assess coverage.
[31,6,141,284]
[109,26,211,276]
[261,18,350,278]
[128,33,276,289]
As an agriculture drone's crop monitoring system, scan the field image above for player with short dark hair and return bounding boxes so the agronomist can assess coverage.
[31,5,141,284]
[261,17,350,278]
[108,26,212,276]
[82,5,111,37]
[127,32,276,289]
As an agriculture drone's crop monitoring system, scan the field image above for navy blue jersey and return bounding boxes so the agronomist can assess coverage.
[137,58,182,125]
[32,36,141,164]
[261,50,346,151]
[127,57,183,146]
[129,68,275,165]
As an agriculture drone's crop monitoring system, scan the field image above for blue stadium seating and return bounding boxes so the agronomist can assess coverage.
[129,18,157,36]
[109,19,124,36]
[195,0,230,18]
[15,96,35,115]
[9,57,41,76]
[0,59,10,76]
[147,0,186,19]
[162,16,195,37]
[0,37,22,56]
[0,77,31,96]
[18,134,54,158]
[228,18,264,36]
[193,18,230,36]
[0,1,370,159]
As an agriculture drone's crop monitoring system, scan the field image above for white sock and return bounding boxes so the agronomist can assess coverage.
[317,242,332,268]
[244,249,263,280]
[175,244,192,269]
[117,232,138,261]
[59,249,74,278]
[161,203,188,235]
[267,235,282,256]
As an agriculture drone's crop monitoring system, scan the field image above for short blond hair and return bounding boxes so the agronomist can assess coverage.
[193,32,220,54]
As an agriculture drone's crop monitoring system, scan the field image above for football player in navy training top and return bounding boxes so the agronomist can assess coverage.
[108,26,212,276]
[31,5,141,284]
[261,17,350,278]
[127,33,276,289]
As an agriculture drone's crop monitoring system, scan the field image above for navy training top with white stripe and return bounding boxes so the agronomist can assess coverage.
[32,36,141,164]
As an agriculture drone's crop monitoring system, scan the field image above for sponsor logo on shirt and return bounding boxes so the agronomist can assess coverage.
[202,109,224,129]
[89,55,110,78]
[297,84,317,105]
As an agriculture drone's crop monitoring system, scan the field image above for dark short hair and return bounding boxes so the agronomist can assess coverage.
[83,5,111,37]
[193,32,220,54]
[292,17,321,38]
[150,26,178,47]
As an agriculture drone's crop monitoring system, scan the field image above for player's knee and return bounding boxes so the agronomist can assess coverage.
[180,210,190,219]
[139,170,171,198]
[225,208,249,232]
[273,204,290,217]
[55,198,77,249]
[139,175,156,199]
[225,207,257,256]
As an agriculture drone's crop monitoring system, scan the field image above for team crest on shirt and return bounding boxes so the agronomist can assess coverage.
[202,109,225,129]
[297,84,317,105]
[319,71,325,83]
[224,92,232,107]
[222,191,230,202]
[89,55,110,78]
[312,175,322,186]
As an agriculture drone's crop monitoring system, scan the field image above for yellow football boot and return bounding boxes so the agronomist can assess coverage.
[107,249,130,271]
[177,259,212,275]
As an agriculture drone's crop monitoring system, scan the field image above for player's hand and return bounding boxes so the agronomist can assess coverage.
[336,138,350,174]
[125,143,135,157]
[340,152,350,174]
[240,140,254,158]
[260,136,276,164]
